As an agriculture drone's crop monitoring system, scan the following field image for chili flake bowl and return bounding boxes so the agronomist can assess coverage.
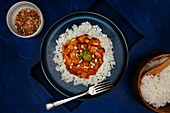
[6,1,44,38]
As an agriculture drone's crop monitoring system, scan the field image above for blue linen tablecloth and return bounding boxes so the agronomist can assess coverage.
[30,0,143,111]
[0,0,170,113]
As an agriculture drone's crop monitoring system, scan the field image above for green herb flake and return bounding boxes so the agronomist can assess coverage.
[80,52,84,56]
[79,48,93,62]
[90,52,93,55]
[87,49,90,53]
[86,56,92,62]
[84,51,87,55]
[78,55,82,61]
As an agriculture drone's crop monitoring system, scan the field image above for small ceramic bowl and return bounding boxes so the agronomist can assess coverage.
[132,53,170,113]
[6,1,44,38]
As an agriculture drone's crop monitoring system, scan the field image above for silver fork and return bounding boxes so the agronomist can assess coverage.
[45,81,114,110]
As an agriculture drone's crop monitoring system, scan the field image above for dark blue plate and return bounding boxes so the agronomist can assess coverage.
[41,12,128,100]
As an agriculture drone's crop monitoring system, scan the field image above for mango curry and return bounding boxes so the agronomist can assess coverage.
[62,34,105,79]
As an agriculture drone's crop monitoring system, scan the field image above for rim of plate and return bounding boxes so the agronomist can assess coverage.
[40,11,128,100]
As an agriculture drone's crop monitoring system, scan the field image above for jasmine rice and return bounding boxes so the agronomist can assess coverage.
[140,64,170,109]
[53,22,115,86]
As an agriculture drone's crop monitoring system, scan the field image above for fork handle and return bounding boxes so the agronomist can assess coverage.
[45,92,88,110]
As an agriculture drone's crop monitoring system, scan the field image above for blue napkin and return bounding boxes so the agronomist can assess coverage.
[31,0,143,112]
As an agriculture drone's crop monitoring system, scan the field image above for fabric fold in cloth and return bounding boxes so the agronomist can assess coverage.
[31,0,143,112]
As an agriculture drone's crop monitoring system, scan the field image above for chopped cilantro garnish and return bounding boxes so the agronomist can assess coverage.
[87,49,90,53]
[86,56,92,62]
[87,49,93,55]
[84,51,87,55]
[78,55,82,60]
[80,52,84,56]
[79,48,92,62]
[80,50,87,56]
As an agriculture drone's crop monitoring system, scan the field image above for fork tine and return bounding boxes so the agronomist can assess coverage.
[95,87,113,94]
[95,82,113,89]
[95,84,114,92]
[94,81,112,87]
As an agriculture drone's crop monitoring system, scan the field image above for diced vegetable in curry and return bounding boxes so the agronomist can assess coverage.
[62,34,105,79]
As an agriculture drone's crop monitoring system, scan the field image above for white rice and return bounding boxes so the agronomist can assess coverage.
[140,62,170,108]
[53,21,115,86]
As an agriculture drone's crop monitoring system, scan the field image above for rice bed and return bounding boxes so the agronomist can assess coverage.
[53,22,115,86]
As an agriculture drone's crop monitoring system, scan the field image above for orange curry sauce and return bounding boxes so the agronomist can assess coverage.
[62,34,105,79]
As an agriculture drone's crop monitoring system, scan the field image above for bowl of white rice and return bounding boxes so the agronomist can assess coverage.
[132,53,170,113]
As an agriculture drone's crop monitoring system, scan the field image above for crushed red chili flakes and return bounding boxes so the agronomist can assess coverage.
[14,8,41,36]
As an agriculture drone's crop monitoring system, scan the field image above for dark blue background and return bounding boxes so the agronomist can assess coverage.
[0,0,169,113]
